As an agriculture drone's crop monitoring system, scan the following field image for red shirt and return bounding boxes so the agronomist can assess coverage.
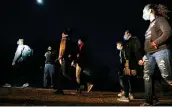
[77,43,84,58]
[79,43,84,51]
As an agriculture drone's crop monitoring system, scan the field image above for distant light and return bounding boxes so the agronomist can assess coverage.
[36,0,43,5]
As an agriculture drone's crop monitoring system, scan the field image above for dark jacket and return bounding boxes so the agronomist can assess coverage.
[118,48,127,73]
[144,17,172,53]
[124,36,143,70]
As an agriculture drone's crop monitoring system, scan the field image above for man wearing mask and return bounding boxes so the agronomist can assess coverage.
[117,30,143,102]
[43,46,56,88]
[116,42,133,100]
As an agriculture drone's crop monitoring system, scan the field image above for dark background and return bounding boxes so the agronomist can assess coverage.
[0,0,171,91]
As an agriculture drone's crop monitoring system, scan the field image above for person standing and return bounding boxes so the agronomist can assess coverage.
[116,41,133,99]
[4,39,33,88]
[43,46,56,88]
[71,37,94,94]
[117,30,143,102]
[140,4,172,106]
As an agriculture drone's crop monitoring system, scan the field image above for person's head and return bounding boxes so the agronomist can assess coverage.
[142,4,170,21]
[62,29,71,38]
[123,30,132,41]
[78,38,84,45]
[116,42,123,50]
[78,36,86,45]
[62,31,68,38]
[17,39,24,45]
[47,46,52,51]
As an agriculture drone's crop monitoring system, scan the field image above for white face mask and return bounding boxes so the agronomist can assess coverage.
[78,41,81,45]
[17,41,23,45]
[123,35,129,41]
[117,46,122,50]
[142,9,150,21]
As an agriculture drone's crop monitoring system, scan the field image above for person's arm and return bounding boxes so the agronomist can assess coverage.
[44,52,48,57]
[153,17,172,47]
[12,46,22,65]
[58,38,66,60]
[132,38,143,62]
[77,45,82,58]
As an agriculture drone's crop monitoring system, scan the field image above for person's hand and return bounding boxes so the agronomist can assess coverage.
[68,54,71,58]
[151,42,157,49]
[59,59,62,65]
[131,70,137,76]
[168,80,172,86]
[138,60,144,65]
[12,62,15,66]
[71,61,76,67]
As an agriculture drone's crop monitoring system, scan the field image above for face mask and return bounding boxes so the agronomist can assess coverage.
[123,35,129,40]
[48,47,52,51]
[142,14,150,20]
[117,46,122,50]
[142,9,150,21]
[17,41,22,45]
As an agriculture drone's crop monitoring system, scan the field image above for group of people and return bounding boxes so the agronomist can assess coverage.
[4,30,94,95]
[116,30,142,102]
[2,3,172,106]
[44,31,94,94]
[116,4,172,106]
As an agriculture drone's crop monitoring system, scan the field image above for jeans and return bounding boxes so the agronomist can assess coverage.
[118,72,132,93]
[122,75,133,97]
[43,64,55,87]
[143,49,172,104]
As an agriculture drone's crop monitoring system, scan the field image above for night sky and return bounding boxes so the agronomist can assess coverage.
[0,0,172,89]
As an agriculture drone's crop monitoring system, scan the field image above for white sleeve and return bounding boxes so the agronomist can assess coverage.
[23,45,32,55]
[44,52,47,57]
[13,45,23,62]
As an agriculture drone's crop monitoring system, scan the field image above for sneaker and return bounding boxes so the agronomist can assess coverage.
[50,85,54,88]
[77,89,82,95]
[70,91,76,95]
[117,96,129,102]
[80,85,85,90]
[22,83,29,88]
[3,84,11,88]
[87,83,94,93]
[118,91,124,97]
[129,93,134,100]
[77,85,84,95]
[153,98,160,105]
[140,102,152,106]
